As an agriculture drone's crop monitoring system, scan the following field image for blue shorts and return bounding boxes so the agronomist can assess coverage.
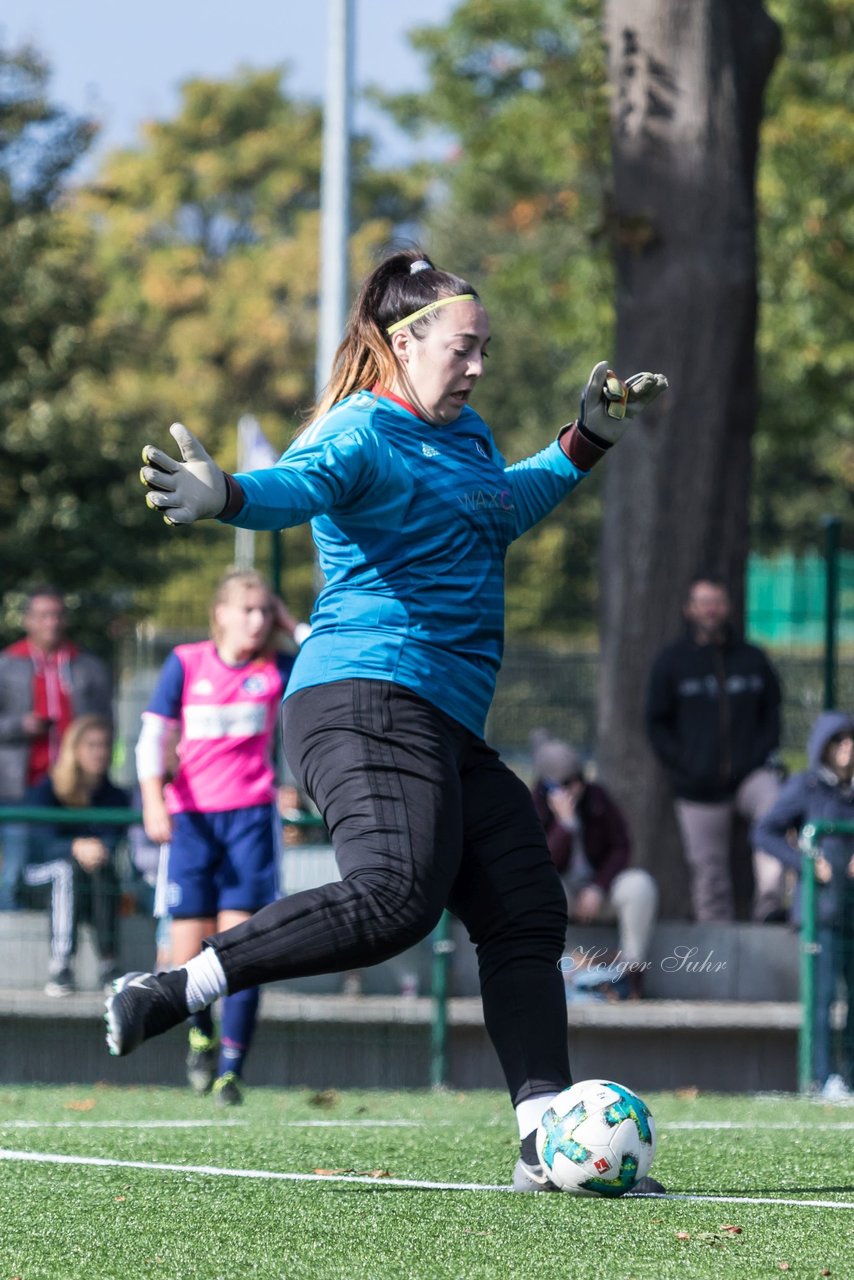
[164,805,280,919]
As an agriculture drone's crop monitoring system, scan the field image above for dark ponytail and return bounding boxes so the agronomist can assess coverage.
[304,248,478,426]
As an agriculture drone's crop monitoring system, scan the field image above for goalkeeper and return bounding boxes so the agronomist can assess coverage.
[106,248,667,1191]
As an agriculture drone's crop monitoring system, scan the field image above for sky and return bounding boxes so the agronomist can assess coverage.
[0,0,458,173]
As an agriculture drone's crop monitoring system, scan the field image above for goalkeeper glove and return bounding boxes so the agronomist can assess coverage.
[577,360,669,447]
[139,423,228,525]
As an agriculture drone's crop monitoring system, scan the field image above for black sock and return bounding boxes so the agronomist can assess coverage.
[191,1005,215,1039]
[520,1130,539,1164]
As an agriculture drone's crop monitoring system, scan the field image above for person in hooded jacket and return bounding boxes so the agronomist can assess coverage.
[752,711,854,1100]
[645,575,785,923]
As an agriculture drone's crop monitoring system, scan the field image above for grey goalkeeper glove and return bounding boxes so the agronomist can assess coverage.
[578,360,669,447]
[139,423,227,525]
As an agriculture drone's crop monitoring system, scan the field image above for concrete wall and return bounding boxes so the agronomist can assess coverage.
[0,909,799,1002]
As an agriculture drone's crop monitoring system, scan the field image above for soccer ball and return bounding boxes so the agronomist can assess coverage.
[535,1079,656,1197]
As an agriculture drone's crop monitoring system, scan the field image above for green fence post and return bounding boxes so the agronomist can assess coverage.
[821,515,840,710]
[798,825,819,1094]
[430,910,455,1089]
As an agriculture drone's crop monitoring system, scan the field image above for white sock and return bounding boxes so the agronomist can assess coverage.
[184,948,228,1012]
[515,1093,559,1139]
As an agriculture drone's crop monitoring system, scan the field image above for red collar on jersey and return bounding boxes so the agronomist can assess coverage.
[371,383,427,422]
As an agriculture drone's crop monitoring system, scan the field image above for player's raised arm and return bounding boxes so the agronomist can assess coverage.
[139,423,236,526]
[507,361,669,536]
[560,360,669,467]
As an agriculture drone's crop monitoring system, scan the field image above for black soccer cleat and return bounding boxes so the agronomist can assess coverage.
[105,970,189,1057]
[629,1175,668,1195]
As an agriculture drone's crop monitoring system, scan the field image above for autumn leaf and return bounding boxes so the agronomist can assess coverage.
[308,1089,340,1109]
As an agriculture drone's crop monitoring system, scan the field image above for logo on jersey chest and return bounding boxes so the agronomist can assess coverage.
[418,438,488,460]
[458,488,514,513]
[242,673,269,695]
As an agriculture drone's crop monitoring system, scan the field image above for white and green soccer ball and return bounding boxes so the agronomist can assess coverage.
[535,1079,656,1196]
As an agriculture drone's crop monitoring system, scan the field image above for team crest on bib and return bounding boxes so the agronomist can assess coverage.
[242,674,268,694]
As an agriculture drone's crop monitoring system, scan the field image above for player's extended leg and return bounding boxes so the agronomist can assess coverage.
[106,681,468,1055]
[211,681,466,984]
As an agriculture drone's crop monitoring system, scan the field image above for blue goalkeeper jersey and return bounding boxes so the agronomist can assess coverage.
[223,389,587,737]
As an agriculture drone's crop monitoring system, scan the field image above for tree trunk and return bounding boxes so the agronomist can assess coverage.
[598,0,781,916]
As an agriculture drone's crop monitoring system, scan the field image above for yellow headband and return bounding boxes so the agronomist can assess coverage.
[386,293,476,336]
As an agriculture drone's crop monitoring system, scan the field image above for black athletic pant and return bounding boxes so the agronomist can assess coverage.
[209,679,571,1105]
[73,860,120,961]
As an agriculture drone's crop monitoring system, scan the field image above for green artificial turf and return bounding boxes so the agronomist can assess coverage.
[0,1085,851,1279]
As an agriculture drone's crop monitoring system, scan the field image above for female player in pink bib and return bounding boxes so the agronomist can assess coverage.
[135,569,303,1105]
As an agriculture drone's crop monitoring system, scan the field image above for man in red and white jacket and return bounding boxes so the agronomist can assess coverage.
[0,587,113,909]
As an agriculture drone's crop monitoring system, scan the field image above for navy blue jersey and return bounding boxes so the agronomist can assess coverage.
[223,390,586,735]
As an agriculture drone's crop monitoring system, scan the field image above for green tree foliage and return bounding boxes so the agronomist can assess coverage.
[390,0,853,618]
[754,0,853,547]
[78,67,425,627]
[0,43,171,655]
[380,0,614,638]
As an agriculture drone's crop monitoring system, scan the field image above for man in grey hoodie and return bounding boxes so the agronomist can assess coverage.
[752,711,854,1099]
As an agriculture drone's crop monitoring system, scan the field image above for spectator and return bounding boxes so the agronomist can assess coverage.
[22,715,128,995]
[645,575,784,923]
[752,711,854,1100]
[135,569,305,1107]
[530,735,658,998]
[0,587,113,911]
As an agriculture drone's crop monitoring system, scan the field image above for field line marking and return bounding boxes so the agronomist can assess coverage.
[643,1192,854,1210]
[0,1119,420,1130]
[2,1119,853,1132]
[0,1120,245,1129]
[2,1149,854,1209]
[665,1121,854,1130]
[0,1148,505,1192]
